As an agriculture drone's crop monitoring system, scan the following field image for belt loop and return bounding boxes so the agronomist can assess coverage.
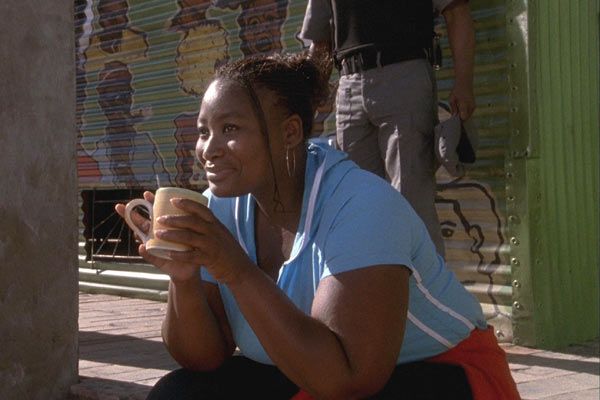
[376,51,382,68]
[339,58,346,75]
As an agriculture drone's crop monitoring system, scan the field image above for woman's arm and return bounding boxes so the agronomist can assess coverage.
[161,277,235,371]
[226,264,410,400]
[116,194,235,371]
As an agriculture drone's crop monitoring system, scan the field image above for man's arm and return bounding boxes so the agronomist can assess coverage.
[301,0,334,87]
[443,0,476,120]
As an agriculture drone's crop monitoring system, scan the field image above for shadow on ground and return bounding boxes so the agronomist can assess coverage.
[79,330,178,370]
[506,340,600,376]
[71,376,152,400]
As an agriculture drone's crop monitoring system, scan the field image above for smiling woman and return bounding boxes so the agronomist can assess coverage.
[116,53,519,400]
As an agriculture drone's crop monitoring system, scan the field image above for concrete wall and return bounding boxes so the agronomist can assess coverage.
[0,1,78,398]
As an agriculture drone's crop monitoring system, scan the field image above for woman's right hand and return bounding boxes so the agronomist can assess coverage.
[115,191,201,283]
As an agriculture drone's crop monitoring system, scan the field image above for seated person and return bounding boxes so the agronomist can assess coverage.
[116,53,519,400]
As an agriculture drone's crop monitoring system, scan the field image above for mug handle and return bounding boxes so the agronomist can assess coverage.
[124,199,153,244]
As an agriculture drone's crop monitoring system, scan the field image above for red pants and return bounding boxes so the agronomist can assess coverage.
[292,326,520,400]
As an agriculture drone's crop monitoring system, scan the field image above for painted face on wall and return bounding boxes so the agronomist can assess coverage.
[435,179,511,338]
[196,79,285,198]
[435,181,505,278]
[97,0,129,31]
[97,61,133,122]
[238,0,288,56]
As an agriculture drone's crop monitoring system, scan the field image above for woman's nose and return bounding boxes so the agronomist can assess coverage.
[196,133,223,162]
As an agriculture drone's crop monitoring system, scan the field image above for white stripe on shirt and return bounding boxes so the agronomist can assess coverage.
[411,269,476,331]
[407,311,454,348]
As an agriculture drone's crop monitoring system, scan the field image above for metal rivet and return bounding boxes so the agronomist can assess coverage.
[511,257,520,265]
[510,237,520,246]
[509,215,520,224]
[512,280,521,288]
[513,301,522,309]
[507,195,516,201]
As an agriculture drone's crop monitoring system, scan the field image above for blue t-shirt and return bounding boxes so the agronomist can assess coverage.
[201,143,487,365]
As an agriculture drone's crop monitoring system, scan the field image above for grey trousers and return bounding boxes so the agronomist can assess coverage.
[335,59,444,256]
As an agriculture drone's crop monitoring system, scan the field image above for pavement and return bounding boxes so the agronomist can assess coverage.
[72,293,599,400]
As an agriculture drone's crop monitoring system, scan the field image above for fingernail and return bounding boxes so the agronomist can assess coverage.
[156,216,166,223]
[170,198,183,205]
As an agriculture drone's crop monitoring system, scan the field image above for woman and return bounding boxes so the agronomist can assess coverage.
[116,53,519,399]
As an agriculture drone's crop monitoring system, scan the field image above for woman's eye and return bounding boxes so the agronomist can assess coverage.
[441,227,454,238]
[223,124,238,133]
[198,127,209,138]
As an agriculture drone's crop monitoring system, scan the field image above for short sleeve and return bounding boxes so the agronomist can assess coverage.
[299,0,332,43]
[321,177,418,278]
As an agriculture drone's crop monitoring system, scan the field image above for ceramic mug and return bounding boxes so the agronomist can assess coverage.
[124,187,208,260]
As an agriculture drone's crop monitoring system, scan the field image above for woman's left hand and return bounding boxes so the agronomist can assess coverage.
[156,198,251,285]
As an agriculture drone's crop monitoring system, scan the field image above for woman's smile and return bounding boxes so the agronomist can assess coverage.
[204,165,236,182]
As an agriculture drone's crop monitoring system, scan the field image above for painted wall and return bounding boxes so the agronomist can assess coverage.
[0,0,78,398]
[75,0,515,341]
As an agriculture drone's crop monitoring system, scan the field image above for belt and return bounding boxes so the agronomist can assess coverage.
[339,48,427,76]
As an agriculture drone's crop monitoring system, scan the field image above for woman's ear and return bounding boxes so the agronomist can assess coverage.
[281,114,304,148]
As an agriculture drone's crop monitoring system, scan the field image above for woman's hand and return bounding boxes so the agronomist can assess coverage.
[153,198,252,285]
[115,191,201,283]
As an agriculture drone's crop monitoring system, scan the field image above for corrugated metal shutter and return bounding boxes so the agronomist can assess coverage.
[434,1,513,342]
[76,0,514,340]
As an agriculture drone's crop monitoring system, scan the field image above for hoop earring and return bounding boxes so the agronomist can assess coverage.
[286,146,296,177]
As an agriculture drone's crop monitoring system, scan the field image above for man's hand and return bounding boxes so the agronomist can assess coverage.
[449,81,476,121]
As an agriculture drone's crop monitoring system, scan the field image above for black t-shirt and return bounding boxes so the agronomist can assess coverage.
[331,0,434,59]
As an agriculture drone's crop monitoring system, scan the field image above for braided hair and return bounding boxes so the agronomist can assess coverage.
[214,51,331,139]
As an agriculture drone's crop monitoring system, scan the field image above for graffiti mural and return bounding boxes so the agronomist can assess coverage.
[78,0,168,187]
[92,61,167,186]
[84,0,149,70]
[76,0,101,183]
[213,0,289,56]
[435,170,512,340]
[168,0,230,186]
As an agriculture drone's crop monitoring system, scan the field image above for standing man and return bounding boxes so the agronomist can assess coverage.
[300,0,476,256]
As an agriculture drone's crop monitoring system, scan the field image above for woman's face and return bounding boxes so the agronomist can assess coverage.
[195,79,284,198]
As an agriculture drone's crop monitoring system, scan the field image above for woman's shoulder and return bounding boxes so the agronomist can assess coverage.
[310,142,405,206]
[327,165,411,214]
